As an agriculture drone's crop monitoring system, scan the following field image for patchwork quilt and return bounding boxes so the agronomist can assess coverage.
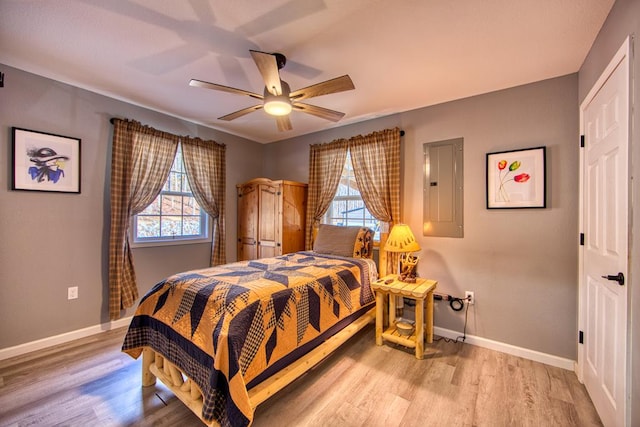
[122,251,376,427]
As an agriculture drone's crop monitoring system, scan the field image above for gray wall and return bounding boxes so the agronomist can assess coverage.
[266,74,580,360]
[0,65,264,348]
[578,0,640,423]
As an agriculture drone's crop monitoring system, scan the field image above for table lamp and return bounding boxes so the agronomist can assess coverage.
[384,223,421,282]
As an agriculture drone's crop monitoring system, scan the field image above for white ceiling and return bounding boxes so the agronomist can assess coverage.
[0,0,614,143]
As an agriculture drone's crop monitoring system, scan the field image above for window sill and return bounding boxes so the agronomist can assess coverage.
[130,237,212,249]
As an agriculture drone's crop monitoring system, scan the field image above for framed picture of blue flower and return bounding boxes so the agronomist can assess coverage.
[486,146,545,209]
[11,127,81,193]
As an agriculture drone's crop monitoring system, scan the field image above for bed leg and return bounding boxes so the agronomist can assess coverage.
[142,347,157,387]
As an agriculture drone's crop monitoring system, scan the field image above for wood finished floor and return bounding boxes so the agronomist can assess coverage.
[0,325,601,427]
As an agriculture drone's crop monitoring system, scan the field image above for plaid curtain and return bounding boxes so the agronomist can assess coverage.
[349,128,401,275]
[182,136,226,267]
[304,139,348,249]
[108,119,179,320]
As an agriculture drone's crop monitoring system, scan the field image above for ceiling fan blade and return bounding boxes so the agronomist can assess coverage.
[289,75,355,101]
[292,102,345,122]
[218,105,263,121]
[250,50,282,95]
[275,116,293,131]
[190,79,263,99]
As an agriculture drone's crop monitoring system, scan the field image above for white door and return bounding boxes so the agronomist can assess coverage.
[580,38,629,427]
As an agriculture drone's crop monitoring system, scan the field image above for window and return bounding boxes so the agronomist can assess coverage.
[132,143,210,246]
[323,152,380,240]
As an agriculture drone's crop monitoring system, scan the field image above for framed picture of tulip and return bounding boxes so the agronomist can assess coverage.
[486,146,546,209]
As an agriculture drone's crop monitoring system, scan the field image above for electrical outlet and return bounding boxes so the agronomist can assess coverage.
[68,286,78,300]
[465,291,474,305]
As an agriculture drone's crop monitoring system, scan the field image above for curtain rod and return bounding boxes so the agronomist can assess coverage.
[110,118,405,137]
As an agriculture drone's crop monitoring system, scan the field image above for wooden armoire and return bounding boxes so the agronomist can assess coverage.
[237,178,307,261]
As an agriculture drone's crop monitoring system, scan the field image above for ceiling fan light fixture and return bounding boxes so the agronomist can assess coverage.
[263,95,292,116]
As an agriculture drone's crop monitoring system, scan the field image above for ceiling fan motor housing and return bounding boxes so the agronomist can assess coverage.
[263,80,292,116]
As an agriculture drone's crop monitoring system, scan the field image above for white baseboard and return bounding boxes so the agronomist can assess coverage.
[434,326,576,371]
[0,316,133,361]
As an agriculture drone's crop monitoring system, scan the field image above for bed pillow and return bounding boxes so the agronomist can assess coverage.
[313,224,373,258]
[353,227,374,258]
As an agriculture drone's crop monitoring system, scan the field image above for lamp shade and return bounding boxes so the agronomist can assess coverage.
[384,223,421,253]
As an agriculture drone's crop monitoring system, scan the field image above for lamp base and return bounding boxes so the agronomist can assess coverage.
[398,253,419,282]
[398,273,417,283]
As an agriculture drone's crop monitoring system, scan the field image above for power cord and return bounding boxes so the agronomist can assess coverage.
[449,297,465,311]
[433,293,466,311]
[433,294,471,344]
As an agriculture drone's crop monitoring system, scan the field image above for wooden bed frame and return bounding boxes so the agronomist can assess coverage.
[139,228,390,426]
[141,307,376,426]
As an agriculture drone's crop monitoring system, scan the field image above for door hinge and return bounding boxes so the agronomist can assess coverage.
[580,135,585,147]
[579,233,584,246]
[579,330,584,344]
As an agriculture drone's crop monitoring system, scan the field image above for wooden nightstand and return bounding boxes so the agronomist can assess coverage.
[371,274,437,359]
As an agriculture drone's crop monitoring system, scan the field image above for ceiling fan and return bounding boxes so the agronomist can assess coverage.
[189,50,355,131]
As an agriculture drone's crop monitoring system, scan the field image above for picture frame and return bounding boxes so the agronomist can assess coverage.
[486,146,546,209]
[11,127,81,193]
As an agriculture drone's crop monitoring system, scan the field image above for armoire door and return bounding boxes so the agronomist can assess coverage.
[237,183,258,261]
[257,183,281,258]
[281,183,307,254]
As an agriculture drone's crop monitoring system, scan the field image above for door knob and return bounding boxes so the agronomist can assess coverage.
[601,272,625,286]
